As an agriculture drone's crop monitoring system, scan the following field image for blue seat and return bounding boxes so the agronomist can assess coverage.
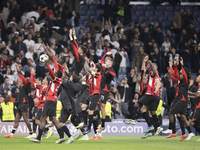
[155,11,163,16]
[135,11,144,16]
[194,6,200,11]
[80,16,89,22]
[87,11,96,17]
[165,5,173,11]
[96,9,104,16]
[79,11,86,15]
[139,16,148,22]
[146,5,154,10]
[90,15,98,20]
[80,6,88,12]
[89,4,97,9]
[168,16,173,22]
[149,16,157,22]
[162,22,171,29]
[136,5,145,10]
[194,12,200,17]
[132,16,138,21]
[158,16,167,22]
[165,12,174,16]
[145,11,154,17]
[197,17,200,23]
[156,5,164,11]
[184,6,193,11]
[175,5,182,10]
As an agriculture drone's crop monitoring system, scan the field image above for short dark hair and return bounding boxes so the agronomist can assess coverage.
[72,74,81,83]
[46,76,52,84]
[38,77,43,83]
[56,70,63,78]
[80,45,87,54]
[95,63,102,72]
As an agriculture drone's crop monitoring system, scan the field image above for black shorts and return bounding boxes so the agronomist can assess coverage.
[59,108,70,123]
[170,101,187,115]
[171,96,180,108]
[42,100,57,117]
[83,96,90,105]
[138,94,160,111]
[17,103,29,114]
[89,94,100,110]
[100,91,109,104]
[80,90,89,103]
[35,109,42,120]
[194,108,200,120]
[32,107,38,117]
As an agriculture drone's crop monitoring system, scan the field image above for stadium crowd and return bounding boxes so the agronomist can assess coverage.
[0,0,199,121]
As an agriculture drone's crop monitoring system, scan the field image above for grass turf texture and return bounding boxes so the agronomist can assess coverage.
[0,135,199,150]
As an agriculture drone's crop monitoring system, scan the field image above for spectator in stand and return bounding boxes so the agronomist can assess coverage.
[25,46,34,60]
[2,2,10,27]
[179,28,189,50]
[51,27,62,43]
[0,54,11,68]
[162,37,171,58]
[86,48,98,64]
[93,26,102,45]
[0,77,11,96]
[181,47,191,72]
[8,27,16,41]
[172,8,184,29]
[26,7,40,24]
[127,69,136,99]
[132,66,141,93]
[119,34,130,61]
[150,47,161,74]
[133,46,147,71]
[66,0,80,18]
[4,67,14,85]
[184,9,194,29]
[55,0,68,17]
[188,23,197,39]
[118,47,127,74]
[29,18,40,32]
[103,39,115,53]
[140,27,151,48]
[71,10,80,36]
[34,37,44,56]
[114,27,123,41]
[6,41,14,57]
[101,17,112,37]
[23,58,35,73]
[110,35,120,49]
[11,79,20,105]
[115,21,124,34]
[189,36,198,72]
[155,26,164,47]
[18,50,27,66]
[117,77,131,116]
[96,43,105,63]
[86,18,101,37]
[114,0,127,24]
[166,29,175,44]
[46,6,54,18]
[23,33,35,50]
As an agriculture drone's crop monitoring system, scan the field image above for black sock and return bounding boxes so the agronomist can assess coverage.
[150,117,155,127]
[33,120,37,133]
[142,112,152,127]
[88,115,93,130]
[45,127,49,132]
[169,122,176,134]
[177,117,185,135]
[76,115,80,124]
[93,120,98,134]
[62,126,71,138]
[186,126,192,133]
[82,110,88,125]
[152,114,159,128]
[132,107,138,120]
[11,128,16,134]
[193,123,200,134]
[80,128,84,133]
[37,129,44,140]
[101,119,105,128]
[57,127,64,139]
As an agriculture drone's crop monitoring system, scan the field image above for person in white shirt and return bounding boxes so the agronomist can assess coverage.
[49,43,56,56]
[26,8,40,24]
[114,27,123,41]
[162,37,171,57]
[30,18,41,32]
[110,35,120,48]
[21,11,27,26]
[6,41,14,56]
[96,43,106,63]
[118,47,127,73]
[34,37,44,54]
[23,33,35,49]
[114,21,124,34]
[25,46,34,60]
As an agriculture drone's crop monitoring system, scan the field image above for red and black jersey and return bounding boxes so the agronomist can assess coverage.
[195,85,200,109]
[170,65,180,98]
[45,57,62,102]
[170,65,189,102]
[100,53,115,92]
[18,72,29,104]
[30,73,43,107]
[71,39,85,75]
[89,72,102,96]
[86,73,90,91]
[145,71,160,95]
[38,86,47,109]
[58,63,65,73]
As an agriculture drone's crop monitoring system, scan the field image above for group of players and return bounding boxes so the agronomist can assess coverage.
[3,28,200,143]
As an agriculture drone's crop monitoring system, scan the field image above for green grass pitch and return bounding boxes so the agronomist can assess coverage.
[0,135,199,150]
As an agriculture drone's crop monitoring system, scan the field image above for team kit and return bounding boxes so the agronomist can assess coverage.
[4,28,200,143]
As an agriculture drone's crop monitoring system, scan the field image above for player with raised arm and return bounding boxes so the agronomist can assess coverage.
[29,54,65,144]
[168,57,195,141]
[97,51,115,133]
[5,64,32,138]
[137,55,163,136]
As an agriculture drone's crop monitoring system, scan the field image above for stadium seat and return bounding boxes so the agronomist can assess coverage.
[149,16,157,22]
[146,5,154,10]
[165,5,173,11]
[80,16,89,23]
[155,11,163,16]
[165,12,174,16]
[96,9,104,16]
[90,15,98,20]
[168,16,173,22]
[158,16,167,22]
[79,11,86,15]
[136,5,145,10]
[156,5,164,11]
[194,6,200,11]
[135,11,144,16]
[132,16,138,22]
[184,6,193,11]
[89,5,97,10]
[197,17,200,23]
[80,6,88,12]
[194,12,200,17]
[162,22,171,29]
[87,11,96,17]
[145,11,154,17]
[139,16,148,22]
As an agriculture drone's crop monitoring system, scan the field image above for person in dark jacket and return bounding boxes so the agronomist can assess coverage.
[12,36,27,54]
